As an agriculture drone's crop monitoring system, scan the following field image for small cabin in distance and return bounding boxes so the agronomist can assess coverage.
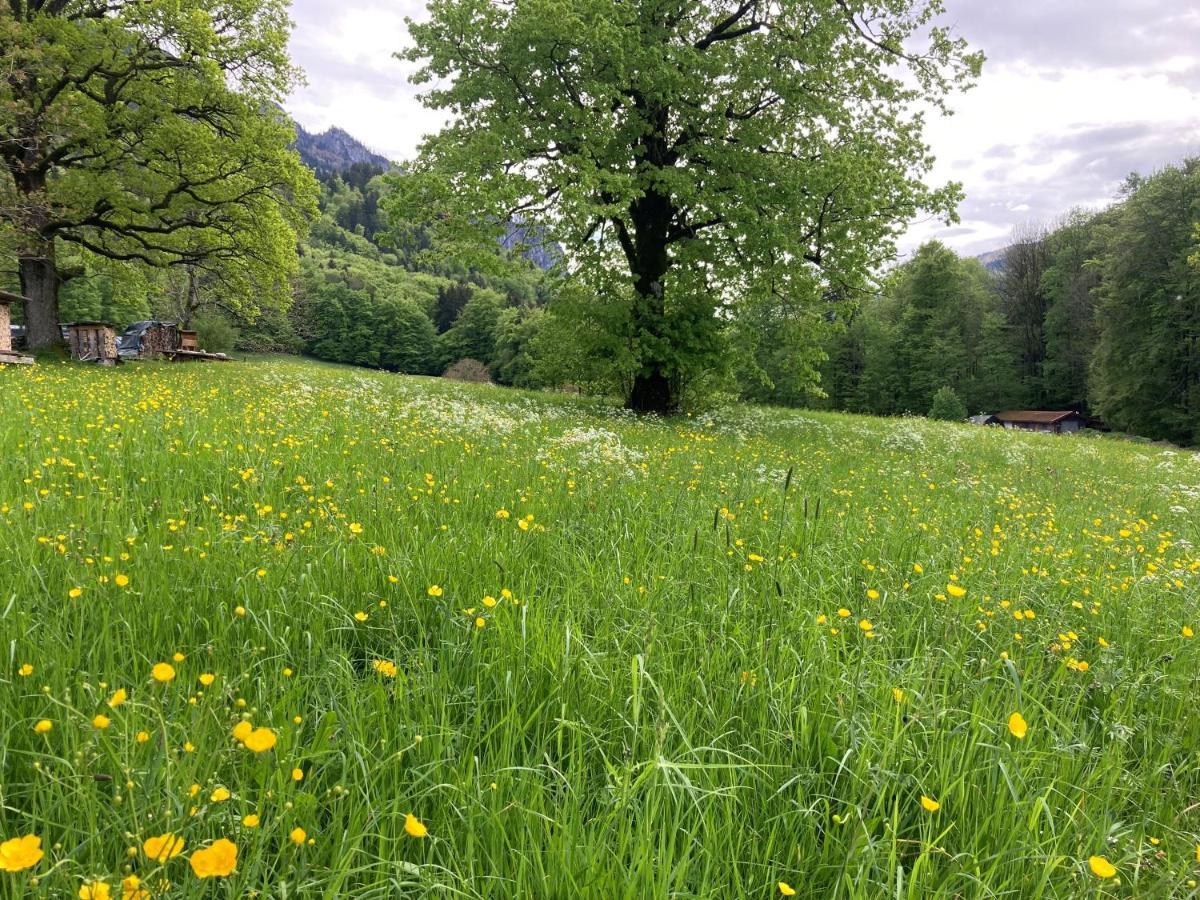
[993,410,1086,434]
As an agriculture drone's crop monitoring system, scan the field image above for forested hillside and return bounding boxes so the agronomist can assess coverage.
[817,159,1200,444]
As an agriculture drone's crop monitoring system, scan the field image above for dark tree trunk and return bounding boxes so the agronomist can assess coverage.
[19,243,61,350]
[624,177,678,415]
[628,367,674,413]
[12,162,62,349]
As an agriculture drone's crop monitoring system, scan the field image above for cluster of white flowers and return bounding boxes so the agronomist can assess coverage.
[539,427,646,477]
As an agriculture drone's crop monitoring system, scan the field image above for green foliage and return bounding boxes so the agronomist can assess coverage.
[391,0,981,411]
[57,258,152,328]
[1091,160,1200,443]
[928,385,967,420]
[192,316,239,355]
[438,290,504,367]
[491,306,546,388]
[1040,211,1105,408]
[0,0,318,345]
[825,243,1018,416]
[378,300,439,375]
[434,282,473,334]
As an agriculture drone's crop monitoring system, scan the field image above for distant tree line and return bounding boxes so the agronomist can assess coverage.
[818,158,1200,444]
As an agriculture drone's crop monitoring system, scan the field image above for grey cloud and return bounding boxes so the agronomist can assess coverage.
[940,2,1200,70]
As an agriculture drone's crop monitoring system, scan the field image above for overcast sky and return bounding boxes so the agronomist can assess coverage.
[286,1,1200,259]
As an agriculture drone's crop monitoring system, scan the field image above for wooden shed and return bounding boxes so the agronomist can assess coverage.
[994,410,1086,434]
[0,290,35,365]
[65,322,120,365]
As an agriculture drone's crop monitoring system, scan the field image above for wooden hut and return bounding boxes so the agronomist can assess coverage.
[65,322,120,365]
[994,410,1086,434]
[0,290,35,365]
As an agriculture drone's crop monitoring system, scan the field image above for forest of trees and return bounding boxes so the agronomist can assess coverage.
[816,158,1200,445]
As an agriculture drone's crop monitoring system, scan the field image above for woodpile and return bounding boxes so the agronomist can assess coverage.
[139,321,179,358]
[0,290,35,365]
[65,322,120,365]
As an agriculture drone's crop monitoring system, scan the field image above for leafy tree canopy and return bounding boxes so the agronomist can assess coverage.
[0,0,318,346]
[389,0,982,411]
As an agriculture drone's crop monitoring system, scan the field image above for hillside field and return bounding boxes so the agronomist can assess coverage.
[2,356,1200,898]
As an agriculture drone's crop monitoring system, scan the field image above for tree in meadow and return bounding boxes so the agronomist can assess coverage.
[389,0,982,413]
[0,0,317,347]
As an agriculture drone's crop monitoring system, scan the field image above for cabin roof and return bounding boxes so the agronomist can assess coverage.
[0,289,29,306]
[994,410,1082,424]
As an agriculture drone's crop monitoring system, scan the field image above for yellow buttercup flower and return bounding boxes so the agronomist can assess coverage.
[33,719,52,734]
[427,585,443,597]
[0,834,44,871]
[92,713,110,729]
[242,814,260,828]
[189,838,238,878]
[242,727,277,753]
[920,795,940,813]
[210,787,231,802]
[107,688,127,708]
[778,883,796,896]
[121,875,149,900]
[1088,855,1116,878]
[114,574,129,588]
[946,584,966,598]
[1007,712,1028,740]
[121,874,149,900]
[78,881,110,899]
[404,813,428,838]
[289,827,306,846]
[142,833,185,862]
[372,659,398,678]
[231,720,254,743]
[199,673,215,686]
[151,663,175,683]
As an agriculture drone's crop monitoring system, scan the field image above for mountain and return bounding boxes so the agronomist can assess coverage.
[501,221,562,273]
[975,247,1006,272]
[293,125,391,176]
[295,122,562,272]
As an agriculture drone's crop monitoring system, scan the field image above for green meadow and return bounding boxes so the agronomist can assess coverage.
[2,356,1200,898]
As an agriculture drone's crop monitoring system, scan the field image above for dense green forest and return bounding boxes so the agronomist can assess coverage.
[816,158,1200,444]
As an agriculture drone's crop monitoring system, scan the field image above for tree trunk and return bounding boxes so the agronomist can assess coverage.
[624,180,678,415]
[628,366,674,413]
[20,242,61,350]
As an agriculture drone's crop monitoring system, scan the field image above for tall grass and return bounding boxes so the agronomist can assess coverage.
[1,356,1198,898]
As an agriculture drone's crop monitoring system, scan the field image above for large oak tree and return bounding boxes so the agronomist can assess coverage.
[0,0,316,348]
[390,0,982,412]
